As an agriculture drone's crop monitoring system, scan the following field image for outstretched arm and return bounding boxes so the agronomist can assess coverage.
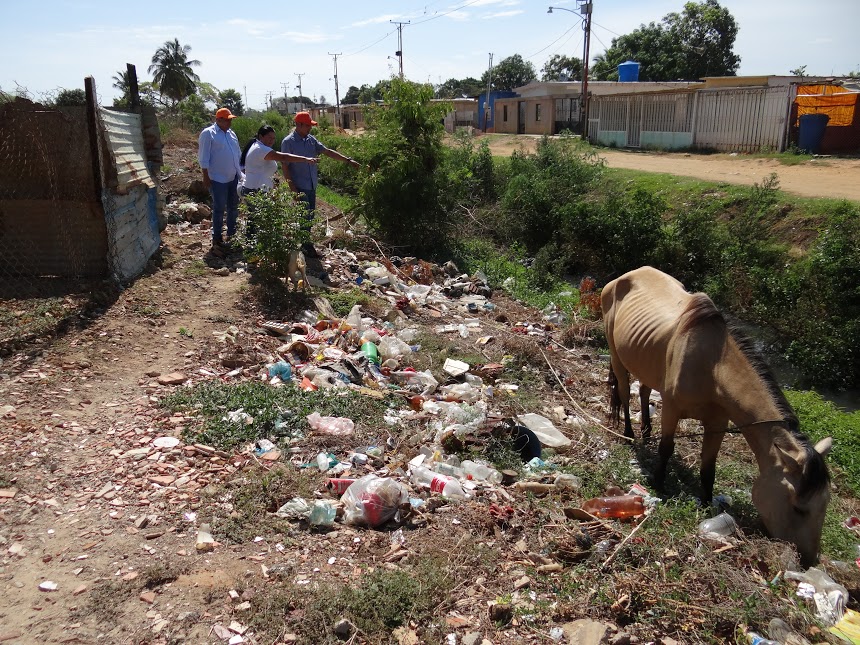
[264,150,317,164]
[322,148,361,169]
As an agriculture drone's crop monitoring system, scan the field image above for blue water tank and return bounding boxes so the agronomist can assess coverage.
[797,114,829,154]
[618,61,640,82]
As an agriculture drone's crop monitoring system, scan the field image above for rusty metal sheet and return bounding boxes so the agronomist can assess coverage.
[99,108,154,192]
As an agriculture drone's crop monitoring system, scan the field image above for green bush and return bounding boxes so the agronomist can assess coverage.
[357,78,452,253]
[238,184,312,281]
[494,136,604,251]
[781,204,860,388]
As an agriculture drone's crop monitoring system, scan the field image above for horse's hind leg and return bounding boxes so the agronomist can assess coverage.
[639,384,653,440]
[653,406,679,490]
[699,419,728,506]
[608,359,634,439]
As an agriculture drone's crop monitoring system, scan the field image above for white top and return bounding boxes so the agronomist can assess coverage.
[243,140,278,190]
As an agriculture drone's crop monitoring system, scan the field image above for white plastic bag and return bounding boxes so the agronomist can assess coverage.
[341,475,408,527]
[516,413,572,448]
[378,336,413,361]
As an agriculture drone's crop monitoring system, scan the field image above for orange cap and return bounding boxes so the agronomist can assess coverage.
[294,111,318,126]
[215,108,237,119]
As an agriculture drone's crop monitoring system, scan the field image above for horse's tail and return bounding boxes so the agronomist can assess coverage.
[608,365,622,427]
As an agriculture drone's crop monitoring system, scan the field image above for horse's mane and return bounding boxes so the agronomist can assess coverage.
[680,294,830,499]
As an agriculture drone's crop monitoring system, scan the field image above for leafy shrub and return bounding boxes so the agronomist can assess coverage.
[781,204,860,388]
[442,131,497,206]
[494,136,604,251]
[555,186,667,279]
[177,94,210,131]
[356,78,452,253]
[238,185,312,281]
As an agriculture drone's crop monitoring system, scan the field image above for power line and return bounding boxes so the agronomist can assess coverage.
[344,27,397,57]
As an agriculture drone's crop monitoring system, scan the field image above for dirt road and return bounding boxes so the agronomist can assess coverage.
[481,134,860,202]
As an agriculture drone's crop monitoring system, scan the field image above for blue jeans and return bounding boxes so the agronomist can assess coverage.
[210,176,239,243]
[296,188,316,231]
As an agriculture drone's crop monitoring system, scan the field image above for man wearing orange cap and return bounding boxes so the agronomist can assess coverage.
[280,111,360,258]
[198,107,242,254]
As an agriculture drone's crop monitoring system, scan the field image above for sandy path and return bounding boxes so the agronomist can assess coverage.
[480,134,860,202]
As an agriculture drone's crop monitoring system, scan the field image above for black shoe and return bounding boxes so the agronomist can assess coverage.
[301,242,320,259]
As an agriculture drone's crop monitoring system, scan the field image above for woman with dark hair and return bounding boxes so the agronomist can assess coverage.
[240,125,316,195]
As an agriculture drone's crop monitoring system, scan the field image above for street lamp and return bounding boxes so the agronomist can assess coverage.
[548,3,592,137]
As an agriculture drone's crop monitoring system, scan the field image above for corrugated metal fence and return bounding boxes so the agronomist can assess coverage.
[589,85,793,152]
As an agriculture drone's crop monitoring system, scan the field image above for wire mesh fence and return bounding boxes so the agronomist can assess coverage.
[0,78,144,355]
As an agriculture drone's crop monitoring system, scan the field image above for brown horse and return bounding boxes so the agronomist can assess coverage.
[601,266,831,567]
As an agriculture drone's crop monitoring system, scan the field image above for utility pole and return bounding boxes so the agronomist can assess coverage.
[580,0,593,137]
[265,91,273,111]
[243,84,248,110]
[329,52,342,123]
[280,82,290,113]
[295,73,305,111]
[484,53,494,131]
[390,20,410,79]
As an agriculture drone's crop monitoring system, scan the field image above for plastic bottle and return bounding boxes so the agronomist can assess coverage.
[581,495,645,519]
[746,632,780,645]
[410,465,466,499]
[698,512,737,537]
[360,341,380,365]
[461,460,503,484]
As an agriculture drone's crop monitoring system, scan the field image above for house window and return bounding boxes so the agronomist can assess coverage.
[503,105,508,122]
[535,104,542,122]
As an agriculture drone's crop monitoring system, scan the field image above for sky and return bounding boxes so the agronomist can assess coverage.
[1,0,858,111]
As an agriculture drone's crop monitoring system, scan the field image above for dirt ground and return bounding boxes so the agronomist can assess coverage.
[479,134,860,202]
[1,142,857,645]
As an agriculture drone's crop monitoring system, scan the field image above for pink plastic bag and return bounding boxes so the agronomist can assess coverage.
[306,412,355,436]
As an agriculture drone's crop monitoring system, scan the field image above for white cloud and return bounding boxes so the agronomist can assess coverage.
[278,31,338,44]
[348,14,403,28]
[483,10,524,19]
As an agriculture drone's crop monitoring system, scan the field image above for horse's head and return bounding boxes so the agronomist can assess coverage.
[752,437,831,568]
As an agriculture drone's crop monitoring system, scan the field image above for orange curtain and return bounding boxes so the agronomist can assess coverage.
[795,85,858,127]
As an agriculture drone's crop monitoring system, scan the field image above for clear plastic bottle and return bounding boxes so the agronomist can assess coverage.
[581,495,645,519]
[461,460,503,484]
[698,512,737,537]
[746,631,780,645]
[410,465,466,499]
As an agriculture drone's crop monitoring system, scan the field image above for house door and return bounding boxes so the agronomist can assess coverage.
[517,101,526,134]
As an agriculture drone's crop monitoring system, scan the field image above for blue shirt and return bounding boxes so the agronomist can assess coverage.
[280,130,327,192]
[198,123,241,183]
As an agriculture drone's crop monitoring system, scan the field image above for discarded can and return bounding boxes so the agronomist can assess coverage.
[326,478,357,495]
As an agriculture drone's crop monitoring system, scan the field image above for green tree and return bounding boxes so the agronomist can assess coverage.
[342,85,361,104]
[178,93,209,130]
[591,0,740,81]
[358,79,451,252]
[541,54,583,81]
[436,77,483,98]
[148,38,201,107]
[218,88,244,115]
[482,54,537,91]
[112,70,131,108]
[790,65,808,79]
[54,88,86,106]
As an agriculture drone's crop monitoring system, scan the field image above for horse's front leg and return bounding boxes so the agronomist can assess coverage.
[653,406,679,490]
[639,384,653,440]
[699,419,728,506]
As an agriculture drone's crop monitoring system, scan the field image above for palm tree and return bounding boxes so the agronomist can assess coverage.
[148,38,201,108]
[112,70,130,95]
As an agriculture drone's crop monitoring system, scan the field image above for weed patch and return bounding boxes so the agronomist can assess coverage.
[162,380,400,450]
